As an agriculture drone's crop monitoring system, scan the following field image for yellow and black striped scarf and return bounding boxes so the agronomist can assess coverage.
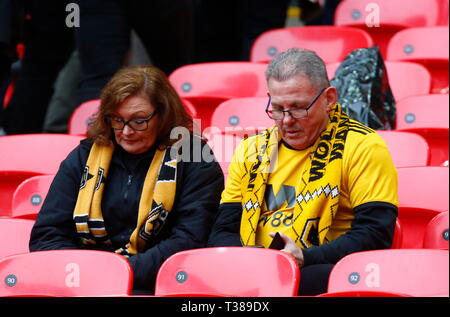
[240,103,350,247]
[73,142,177,256]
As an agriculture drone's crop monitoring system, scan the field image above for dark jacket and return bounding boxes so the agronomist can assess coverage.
[29,137,224,292]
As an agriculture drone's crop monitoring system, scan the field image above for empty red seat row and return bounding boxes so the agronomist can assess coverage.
[333,0,449,58]
[1,245,446,297]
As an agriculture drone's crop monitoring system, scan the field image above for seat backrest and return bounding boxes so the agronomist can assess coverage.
[397,166,449,212]
[327,61,432,102]
[0,250,133,296]
[334,0,447,28]
[377,131,430,167]
[180,98,198,118]
[1,171,39,218]
[0,218,35,259]
[386,26,449,62]
[395,94,449,166]
[209,97,274,136]
[382,61,432,101]
[155,247,300,297]
[0,134,83,217]
[250,25,374,63]
[206,133,243,182]
[169,62,268,99]
[10,175,55,220]
[397,166,449,248]
[392,219,403,249]
[395,94,449,131]
[183,96,230,132]
[68,99,100,136]
[0,134,83,175]
[423,211,449,249]
[386,26,449,92]
[327,249,449,296]
[333,0,448,57]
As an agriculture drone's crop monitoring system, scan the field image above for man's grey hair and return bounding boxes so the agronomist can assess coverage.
[265,48,330,90]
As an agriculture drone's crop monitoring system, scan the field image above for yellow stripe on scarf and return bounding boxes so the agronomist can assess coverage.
[124,149,177,255]
[240,103,349,247]
[73,142,114,245]
[73,142,177,255]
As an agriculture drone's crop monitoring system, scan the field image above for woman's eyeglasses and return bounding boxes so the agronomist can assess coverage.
[105,110,157,131]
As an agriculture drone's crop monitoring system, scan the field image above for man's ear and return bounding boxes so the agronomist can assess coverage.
[325,86,338,111]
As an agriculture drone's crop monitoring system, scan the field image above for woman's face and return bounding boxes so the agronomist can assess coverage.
[110,95,159,154]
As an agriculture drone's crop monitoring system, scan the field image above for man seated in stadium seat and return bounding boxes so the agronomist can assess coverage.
[208,49,398,295]
[29,65,224,294]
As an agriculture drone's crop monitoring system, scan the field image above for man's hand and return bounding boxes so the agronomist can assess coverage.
[269,232,304,268]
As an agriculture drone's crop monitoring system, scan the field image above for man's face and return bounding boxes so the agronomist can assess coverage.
[268,73,335,150]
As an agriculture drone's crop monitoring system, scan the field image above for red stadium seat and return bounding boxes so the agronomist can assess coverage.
[0,218,34,259]
[0,134,84,174]
[0,134,83,217]
[169,62,268,130]
[10,175,55,220]
[0,171,37,218]
[397,166,449,248]
[182,96,229,132]
[155,247,300,297]
[209,97,274,137]
[326,249,449,297]
[395,94,449,166]
[250,26,374,63]
[207,133,243,182]
[377,131,430,167]
[0,250,133,296]
[386,26,449,93]
[334,0,449,58]
[423,211,449,249]
[327,61,432,102]
[169,62,268,99]
[392,219,403,249]
[380,62,432,101]
[67,99,100,136]
[180,98,198,119]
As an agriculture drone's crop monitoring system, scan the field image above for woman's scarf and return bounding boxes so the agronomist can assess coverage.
[73,142,177,256]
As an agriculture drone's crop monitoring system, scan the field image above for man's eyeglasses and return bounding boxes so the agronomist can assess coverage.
[265,88,326,120]
[105,110,157,131]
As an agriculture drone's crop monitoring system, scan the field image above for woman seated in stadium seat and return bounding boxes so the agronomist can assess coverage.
[29,65,224,294]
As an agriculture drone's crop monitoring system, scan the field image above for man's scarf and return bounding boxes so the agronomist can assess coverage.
[240,103,350,247]
[73,142,177,256]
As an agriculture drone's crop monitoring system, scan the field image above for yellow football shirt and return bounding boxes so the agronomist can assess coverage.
[221,120,398,248]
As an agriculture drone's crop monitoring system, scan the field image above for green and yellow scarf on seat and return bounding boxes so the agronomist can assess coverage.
[240,103,350,248]
[73,142,178,257]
